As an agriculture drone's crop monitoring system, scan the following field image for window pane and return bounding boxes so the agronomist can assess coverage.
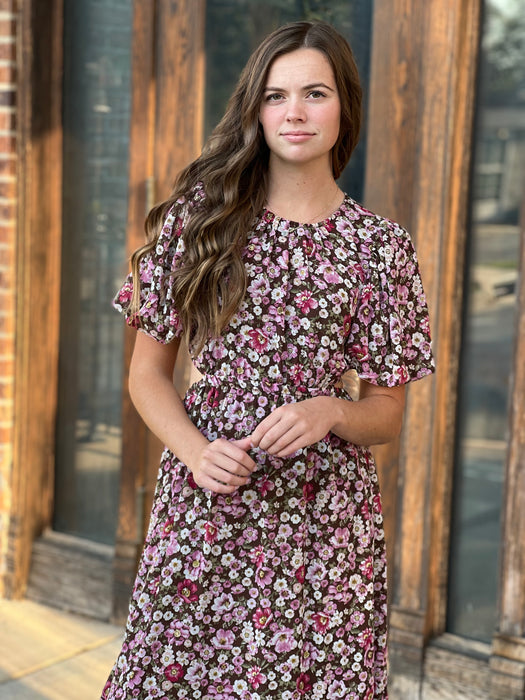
[447,0,525,641]
[205,0,372,201]
[54,0,132,545]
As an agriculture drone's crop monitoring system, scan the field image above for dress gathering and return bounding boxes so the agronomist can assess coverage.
[102,185,434,700]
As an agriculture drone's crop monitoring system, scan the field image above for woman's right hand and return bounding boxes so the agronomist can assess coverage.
[188,436,256,494]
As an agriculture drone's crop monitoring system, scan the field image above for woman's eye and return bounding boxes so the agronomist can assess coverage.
[265,93,283,102]
[308,90,326,99]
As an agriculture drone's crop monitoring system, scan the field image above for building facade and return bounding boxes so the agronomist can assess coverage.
[0,0,524,698]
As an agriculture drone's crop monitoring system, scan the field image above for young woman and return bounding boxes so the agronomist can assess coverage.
[103,21,434,700]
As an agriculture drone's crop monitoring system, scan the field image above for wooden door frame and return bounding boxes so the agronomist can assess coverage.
[112,0,205,622]
[365,0,525,696]
[10,0,64,598]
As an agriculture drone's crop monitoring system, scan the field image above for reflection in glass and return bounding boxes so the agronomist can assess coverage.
[447,0,525,641]
[205,0,372,201]
[54,0,132,544]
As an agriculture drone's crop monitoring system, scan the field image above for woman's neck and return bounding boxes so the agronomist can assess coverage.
[265,161,343,224]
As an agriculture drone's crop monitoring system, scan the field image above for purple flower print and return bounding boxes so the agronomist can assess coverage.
[212,628,235,649]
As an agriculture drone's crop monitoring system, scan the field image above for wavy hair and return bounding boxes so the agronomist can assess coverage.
[131,21,362,353]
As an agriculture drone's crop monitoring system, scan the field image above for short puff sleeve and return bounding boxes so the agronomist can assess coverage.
[113,200,188,344]
[345,220,435,386]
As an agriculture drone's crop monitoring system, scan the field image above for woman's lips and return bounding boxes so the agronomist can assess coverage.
[281,132,314,142]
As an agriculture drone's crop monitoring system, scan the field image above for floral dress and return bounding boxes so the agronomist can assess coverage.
[103,187,434,700]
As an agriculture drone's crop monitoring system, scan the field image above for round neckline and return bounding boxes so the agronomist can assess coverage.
[262,193,349,228]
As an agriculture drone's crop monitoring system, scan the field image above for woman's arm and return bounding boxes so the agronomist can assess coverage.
[129,332,255,492]
[249,380,405,458]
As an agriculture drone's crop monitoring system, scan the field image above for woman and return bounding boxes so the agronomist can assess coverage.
[103,20,434,699]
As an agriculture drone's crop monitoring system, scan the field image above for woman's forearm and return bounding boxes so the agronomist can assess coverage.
[328,390,405,446]
[128,339,209,467]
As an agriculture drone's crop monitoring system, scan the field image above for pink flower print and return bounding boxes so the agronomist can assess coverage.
[204,521,218,543]
[373,493,382,513]
[271,627,296,652]
[185,550,206,579]
[295,565,305,584]
[302,237,316,256]
[208,682,235,698]
[360,556,374,580]
[248,328,269,352]
[295,290,318,314]
[249,545,266,569]
[328,580,351,603]
[302,482,316,502]
[358,628,374,652]
[247,666,267,690]
[255,566,274,587]
[232,356,252,381]
[206,387,219,408]
[186,471,198,489]
[348,343,369,362]
[117,283,132,305]
[319,263,342,284]
[177,579,198,603]
[164,662,184,682]
[289,364,305,386]
[213,628,235,649]
[252,607,273,629]
[126,667,145,688]
[343,313,353,336]
[331,527,350,548]
[257,475,274,497]
[148,576,160,596]
[166,620,190,645]
[312,611,330,633]
[296,672,313,695]
[357,301,372,325]
[163,518,174,535]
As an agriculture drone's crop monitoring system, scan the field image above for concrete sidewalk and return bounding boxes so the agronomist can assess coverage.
[0,599,123,699]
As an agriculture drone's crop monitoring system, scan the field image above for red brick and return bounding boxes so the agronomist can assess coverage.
[0,180,16,200]
[0,19,16,39]
[0,379,13,400]
[0,1,15,14]
[0,111,15,132]
[0,65,15,85]
[0,202,17,222]
[0,312,14,335]
[0,156,15,177]
[0,425,13,447]
[0,134,16,153]
[0,41,15,62]
[0,355,14,377]
[0,401,13,422]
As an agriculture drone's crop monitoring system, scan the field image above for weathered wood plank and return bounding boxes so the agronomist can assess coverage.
[364,0,482,688]
[26,531,113,621]
[10,0,63,597]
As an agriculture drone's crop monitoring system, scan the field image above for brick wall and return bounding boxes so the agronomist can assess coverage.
[0,0,17,596]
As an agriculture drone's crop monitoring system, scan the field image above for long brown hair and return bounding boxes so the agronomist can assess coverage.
[131,21,362,353]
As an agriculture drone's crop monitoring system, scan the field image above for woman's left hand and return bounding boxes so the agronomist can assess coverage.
[249,397,334,458]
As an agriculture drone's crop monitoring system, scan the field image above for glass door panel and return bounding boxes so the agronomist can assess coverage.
[54,0,133,545]
[447,0,525,641]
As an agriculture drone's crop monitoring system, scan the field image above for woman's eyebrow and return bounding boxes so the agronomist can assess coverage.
[263,82,336,93]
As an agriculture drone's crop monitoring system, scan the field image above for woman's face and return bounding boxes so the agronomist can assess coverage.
[259,48,341,172]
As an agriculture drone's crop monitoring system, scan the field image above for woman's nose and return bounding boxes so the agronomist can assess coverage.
[286,97,306,122]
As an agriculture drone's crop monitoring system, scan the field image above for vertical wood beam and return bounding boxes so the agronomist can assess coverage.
[113,0,205,623]
[112,0,155,623]
[489,200,525,699]
[10,0,63,597]
[364,0,482,693]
